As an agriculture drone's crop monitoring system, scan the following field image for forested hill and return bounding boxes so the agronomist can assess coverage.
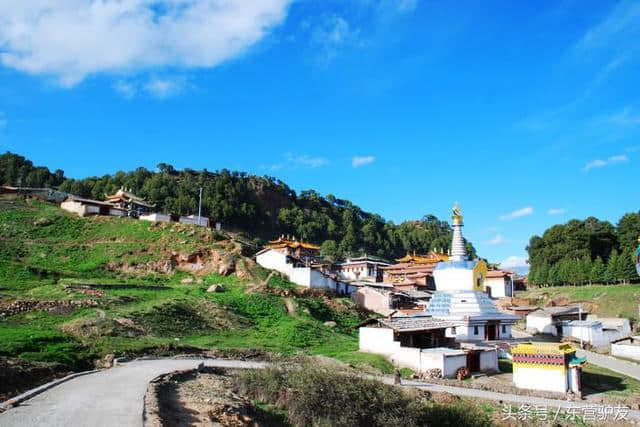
[0,151,475,260]
[527,215,640,286]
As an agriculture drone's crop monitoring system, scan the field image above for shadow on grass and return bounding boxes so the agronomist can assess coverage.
[582,370,630,396]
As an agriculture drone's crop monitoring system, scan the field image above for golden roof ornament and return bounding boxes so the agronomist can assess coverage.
[452,202,463,226]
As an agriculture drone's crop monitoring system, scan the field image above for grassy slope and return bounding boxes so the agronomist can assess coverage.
[517,285,640,323]
[0,198,390,373]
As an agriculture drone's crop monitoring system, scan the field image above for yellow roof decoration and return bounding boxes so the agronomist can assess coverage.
[267,236,320,251]
[512,342,576,355]
[395,251,449,264]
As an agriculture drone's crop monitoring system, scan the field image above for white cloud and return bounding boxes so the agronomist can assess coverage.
[547,208,567,216]
[0,112,6,128]
[582,154,629,172]
[308,14,363,66]
[286,154,328,168]
[0,0,292,86]
[486,235,506,246]
[499,256,529,271]
[499,206,534,221]
[352,155,375,168]
[577,0,640,51]
[144,76,187,99]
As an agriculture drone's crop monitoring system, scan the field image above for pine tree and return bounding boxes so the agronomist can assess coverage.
[605,250,619,284]
[538,263,550,286]
[590,257,605,285]
[619,247,637,284]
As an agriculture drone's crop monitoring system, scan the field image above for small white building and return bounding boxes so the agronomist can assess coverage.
[256,239,347,292]
[611,336,640,362]
[525,306,585,335]
[358,316,498,378]
[179,215,209,227]
[334,256,391,282]
[61,197,127,218]
[512,342,585,395]
[139,213,172,223]
[484,270,513,298]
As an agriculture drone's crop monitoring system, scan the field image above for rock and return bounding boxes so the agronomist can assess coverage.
[207,284,224,293]
[324,321,337,328]
[218,263,234,276]
[33,217,53,226]
[95,354,115,369]
[181,277,195,284]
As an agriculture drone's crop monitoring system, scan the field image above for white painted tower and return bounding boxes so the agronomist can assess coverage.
[450,203,466,261]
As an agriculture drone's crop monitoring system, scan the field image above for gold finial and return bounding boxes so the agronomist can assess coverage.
[452,202,463,225]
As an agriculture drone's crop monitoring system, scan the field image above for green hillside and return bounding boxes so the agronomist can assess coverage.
[0,197,390,397]
[518,284,640,323]
[1,151,476,261]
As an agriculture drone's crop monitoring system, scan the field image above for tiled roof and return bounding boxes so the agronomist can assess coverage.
[378,316,456,332]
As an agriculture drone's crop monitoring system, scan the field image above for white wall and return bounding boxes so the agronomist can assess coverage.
[257,250,290,276]
[485,277,511,298]
[526,314,556,335]
[433,268,476,292]
[257,249,339,291]
[140,213,171,222]
[513,366,568,393]
[479,350,498,372]
[611,339,640,361]
[61,200,100,217]
[359,327,398,354]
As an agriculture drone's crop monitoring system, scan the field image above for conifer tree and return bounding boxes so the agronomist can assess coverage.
[605,250,619,284]
[590,257,605,285]
[619,247,637,284]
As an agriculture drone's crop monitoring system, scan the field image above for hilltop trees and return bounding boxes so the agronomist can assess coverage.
[0,152,65,188]
[0,152,474,260]
[528,214,640,286]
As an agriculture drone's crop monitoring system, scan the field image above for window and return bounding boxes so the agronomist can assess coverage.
[502,325,506,333]
[474,326,479,335]
[451,327,457,335]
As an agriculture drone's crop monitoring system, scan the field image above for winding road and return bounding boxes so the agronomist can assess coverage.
[1,357,639,426]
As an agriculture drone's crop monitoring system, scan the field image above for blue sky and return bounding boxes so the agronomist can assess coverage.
[1,0,639,270]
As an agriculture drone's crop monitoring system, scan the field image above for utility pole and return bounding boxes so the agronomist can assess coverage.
[579,303,583,349]
[198,187,203,226]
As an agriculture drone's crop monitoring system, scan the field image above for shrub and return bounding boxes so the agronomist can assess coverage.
[235,363,494,427]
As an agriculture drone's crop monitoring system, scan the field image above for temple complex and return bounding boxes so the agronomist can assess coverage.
[381,251,449,291]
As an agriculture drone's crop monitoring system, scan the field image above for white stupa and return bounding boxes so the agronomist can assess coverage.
[425,204,520,341]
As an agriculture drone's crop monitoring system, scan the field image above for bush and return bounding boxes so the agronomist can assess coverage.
[235,363,494,427]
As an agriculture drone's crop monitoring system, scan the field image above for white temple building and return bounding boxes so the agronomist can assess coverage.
[425,205,520,341]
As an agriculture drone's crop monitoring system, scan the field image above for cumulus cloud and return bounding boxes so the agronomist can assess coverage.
[0,0,292,86]
[499,206,533,221]
[582,154,628,172]
[499,256,529,271]
[352,155,375,168]
[547,208,567,216]
[286,154,328,168]
[486,235,506,246]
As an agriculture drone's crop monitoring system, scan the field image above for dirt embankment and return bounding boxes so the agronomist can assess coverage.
[144,368,271,427]
[0,358,71,402]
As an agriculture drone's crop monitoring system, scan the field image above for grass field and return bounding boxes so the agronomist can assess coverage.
[0,198,391,375]
[517,284,640,323]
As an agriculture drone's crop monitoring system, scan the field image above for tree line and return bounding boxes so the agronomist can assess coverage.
[0,152,475,260]
[527,215,640,286]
